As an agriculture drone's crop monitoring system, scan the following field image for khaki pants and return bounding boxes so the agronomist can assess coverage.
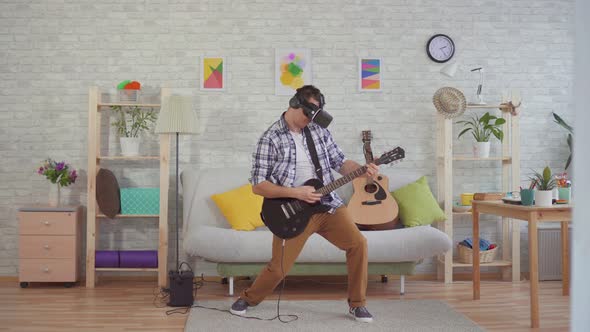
[241,206,368,307]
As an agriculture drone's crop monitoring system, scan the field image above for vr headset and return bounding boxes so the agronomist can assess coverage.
[288,90,333,128]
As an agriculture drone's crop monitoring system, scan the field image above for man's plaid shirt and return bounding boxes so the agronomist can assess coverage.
[249,113,347,212]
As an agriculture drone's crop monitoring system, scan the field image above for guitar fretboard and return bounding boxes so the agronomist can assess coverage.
[316,165,368,196]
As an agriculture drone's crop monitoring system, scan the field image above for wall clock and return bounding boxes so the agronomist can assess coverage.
[426,34,455,63]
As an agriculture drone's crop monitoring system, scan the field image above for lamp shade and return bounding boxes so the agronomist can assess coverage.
[155,95,198,134]
[440,62,458,78]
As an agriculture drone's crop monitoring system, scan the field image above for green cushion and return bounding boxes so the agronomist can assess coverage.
[391,176,446,227]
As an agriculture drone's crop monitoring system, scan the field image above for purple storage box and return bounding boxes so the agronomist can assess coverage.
[95,250,119,268]
[119,250,158,268]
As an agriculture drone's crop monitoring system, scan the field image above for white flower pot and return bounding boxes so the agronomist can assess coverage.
[535,190,554,207]
[473,142,491,158]
[120,137,140,156]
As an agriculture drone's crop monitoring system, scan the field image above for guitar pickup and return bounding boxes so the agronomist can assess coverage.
[281,204,291,219]
[287,203,296,215]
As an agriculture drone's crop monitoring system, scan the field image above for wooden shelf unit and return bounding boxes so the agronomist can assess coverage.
[86,86,171,288]
[451,259,512,268]
[452,156,511,161]
[435,104,521,284]
[97,156,160,161]
[95,267,159,272]
[96,214,160,219]
[98,103,161,108]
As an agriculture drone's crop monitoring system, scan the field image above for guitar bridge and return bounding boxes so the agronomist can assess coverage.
[361,201,382,206]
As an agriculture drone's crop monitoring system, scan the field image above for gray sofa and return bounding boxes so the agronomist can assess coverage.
[181,167,451,296]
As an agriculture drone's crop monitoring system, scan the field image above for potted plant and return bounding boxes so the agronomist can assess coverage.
[36,158,78,207]
[111,105,157,156]
[457,112,506,158]
[552,112,573,170]
[530,166,557,207]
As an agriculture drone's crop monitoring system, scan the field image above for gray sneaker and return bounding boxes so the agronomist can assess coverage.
[349,306,373,323]
[230,298,250,316]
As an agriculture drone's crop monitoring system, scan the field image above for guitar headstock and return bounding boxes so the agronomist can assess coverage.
[361,130,372,143]
[375,147,405,166]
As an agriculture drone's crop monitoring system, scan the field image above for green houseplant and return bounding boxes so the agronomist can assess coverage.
[456,112,506,158]
[552,112,573,170]
[529,166,556,206]
[110,106,157,156]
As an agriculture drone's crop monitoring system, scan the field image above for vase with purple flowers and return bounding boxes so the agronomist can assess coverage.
[37,158,78,207]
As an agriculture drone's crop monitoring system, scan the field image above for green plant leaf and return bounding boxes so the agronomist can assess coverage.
[552,112,573,133]
[492,128,504,142]
[458,128,471,139]
[495,118,506,125]
[480,112,491,124]
[543,166,552,182]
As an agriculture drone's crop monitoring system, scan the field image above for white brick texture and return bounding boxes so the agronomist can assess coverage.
[0,0,575,277]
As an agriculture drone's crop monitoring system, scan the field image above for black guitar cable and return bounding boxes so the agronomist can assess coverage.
[162,241,298,323]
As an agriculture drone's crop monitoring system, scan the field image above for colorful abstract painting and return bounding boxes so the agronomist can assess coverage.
[275,48,312,96]
[359,58,382,92]
[201,57,225,90]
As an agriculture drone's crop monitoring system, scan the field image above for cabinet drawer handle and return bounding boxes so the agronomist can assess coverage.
[42,221,50,226]
[43,244,50,250]
[42,267,50,273]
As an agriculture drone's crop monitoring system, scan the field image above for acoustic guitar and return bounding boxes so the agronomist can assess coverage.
[348,131,400,230]
[260,147,405,239]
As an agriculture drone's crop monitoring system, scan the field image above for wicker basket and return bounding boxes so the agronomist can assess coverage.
[457,244,498,264]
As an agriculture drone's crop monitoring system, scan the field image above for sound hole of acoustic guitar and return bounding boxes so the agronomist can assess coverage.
[364,184,378,194]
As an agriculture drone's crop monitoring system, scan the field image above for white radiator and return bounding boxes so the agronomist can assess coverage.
[538,224,572,281]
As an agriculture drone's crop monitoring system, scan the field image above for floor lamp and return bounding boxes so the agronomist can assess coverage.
[155,95,198,271]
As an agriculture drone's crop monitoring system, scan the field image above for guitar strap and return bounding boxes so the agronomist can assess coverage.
[303,126,323,183]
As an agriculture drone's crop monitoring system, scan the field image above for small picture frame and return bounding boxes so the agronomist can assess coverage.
[200,56,226,91]
[358,57,382,92]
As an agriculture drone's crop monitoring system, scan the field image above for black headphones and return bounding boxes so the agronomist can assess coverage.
[288,90,332,128]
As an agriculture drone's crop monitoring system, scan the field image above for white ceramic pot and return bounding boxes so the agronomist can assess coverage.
[473,141,491,158]
[535,190,554,207]
[120,137,140,156]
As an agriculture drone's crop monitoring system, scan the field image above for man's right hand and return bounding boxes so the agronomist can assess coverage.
[293,186,322,204]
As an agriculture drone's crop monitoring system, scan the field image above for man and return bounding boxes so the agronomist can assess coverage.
[230,85,378,323]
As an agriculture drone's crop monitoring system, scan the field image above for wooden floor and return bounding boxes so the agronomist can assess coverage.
[0,276,570,331]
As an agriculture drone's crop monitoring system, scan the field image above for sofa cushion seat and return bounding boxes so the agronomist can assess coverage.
[183,224,450,263]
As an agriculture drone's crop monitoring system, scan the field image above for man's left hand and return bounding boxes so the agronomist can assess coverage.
[365,163,379,178]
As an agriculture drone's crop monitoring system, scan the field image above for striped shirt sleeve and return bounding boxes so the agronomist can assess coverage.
[250,134,277,186]
[323,128,346,172]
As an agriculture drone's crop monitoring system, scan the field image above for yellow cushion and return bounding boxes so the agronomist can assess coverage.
[211,184,265,231]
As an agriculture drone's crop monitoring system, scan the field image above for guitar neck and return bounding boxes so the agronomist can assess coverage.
[317,165,368,196]
[315,145,404,196]
[363,142,374,163]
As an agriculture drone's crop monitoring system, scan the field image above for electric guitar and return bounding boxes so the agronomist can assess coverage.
[260,147,405,239]
[348,131,400,230]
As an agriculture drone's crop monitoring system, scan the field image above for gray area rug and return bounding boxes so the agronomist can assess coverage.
[185,299,484,332]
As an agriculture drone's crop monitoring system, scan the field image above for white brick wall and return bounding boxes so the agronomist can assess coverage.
[0,0,575,277]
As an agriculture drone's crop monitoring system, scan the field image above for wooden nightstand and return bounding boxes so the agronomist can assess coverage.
[17,206,83,288]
